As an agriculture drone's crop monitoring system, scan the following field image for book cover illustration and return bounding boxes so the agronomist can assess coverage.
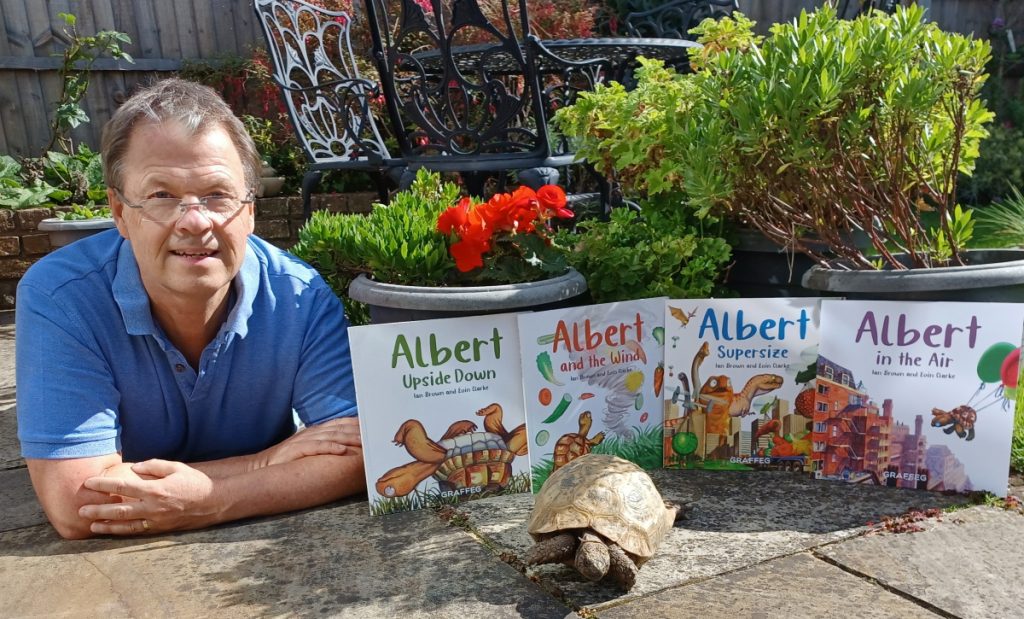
[662,298,822,471]
[517,298,666,492]
[348,313,531,515]
[814,300,1020,497]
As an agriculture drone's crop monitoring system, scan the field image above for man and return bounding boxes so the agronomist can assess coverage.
[16,79,365,539]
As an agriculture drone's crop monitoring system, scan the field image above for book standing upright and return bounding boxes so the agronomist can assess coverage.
[814,300,1020,496]
[517,298,666,491]
[662,298,822,472]
[349,313,530,515]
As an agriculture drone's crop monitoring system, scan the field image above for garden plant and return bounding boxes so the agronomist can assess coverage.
[292,169,574,323]
[558,5,994,271]
[1,13,126,220]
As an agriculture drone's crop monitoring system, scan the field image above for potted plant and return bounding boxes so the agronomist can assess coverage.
[31,146,115,247]
[551,18,761,296]
[1,148,115,248]
[560,6,1024,300]
[680,6,1024,300]
[292,169,587,324]
[553,194,732,303]
[39,202,114,247]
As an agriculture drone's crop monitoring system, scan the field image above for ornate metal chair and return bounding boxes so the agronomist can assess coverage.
[624,0,738,40]
[361,0,600,197]
[254,0,405,219]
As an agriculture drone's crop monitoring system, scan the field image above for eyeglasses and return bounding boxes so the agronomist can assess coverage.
[114,189,255,223]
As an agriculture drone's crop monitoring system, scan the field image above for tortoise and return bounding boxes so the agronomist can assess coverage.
[552,410,605,471]
[376,403,528,498]
[525,453,680,591]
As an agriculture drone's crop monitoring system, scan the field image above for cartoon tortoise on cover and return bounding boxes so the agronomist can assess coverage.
[931,405,977,441]
[376,403,528,497]
[525,453,682,591]
[551,410,605,471]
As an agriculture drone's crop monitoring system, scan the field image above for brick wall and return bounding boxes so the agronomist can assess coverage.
[0,191,379,310]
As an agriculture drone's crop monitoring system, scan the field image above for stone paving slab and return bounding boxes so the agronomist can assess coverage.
[596,552,941,619]
[0,466,46,532]
[457,469,969,612]
[0,498,572,619]
[0,404,22,471]
[818,505,1024,619]
[0,320,21,471]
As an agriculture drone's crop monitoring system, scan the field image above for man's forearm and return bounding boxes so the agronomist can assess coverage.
[205,452,366,526]
[190,453,260,479]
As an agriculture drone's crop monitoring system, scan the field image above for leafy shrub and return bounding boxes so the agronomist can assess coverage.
[0,161,57,210]
[292,169,459,324]
[557,198,731,303]
[39,145,107,204]
[48,12,132,153]
[0,145,109,215]
[56,203,111,220]
[560,7,993,269]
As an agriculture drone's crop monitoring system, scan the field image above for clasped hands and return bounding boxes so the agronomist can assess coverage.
[77,417,362,536]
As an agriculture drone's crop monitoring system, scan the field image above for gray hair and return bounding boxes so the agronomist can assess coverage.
[101,77,261,194]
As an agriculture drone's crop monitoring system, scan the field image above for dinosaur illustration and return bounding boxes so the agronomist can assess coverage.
[727,374,784,417]
[678,340,784,450]
[700,373,784,441]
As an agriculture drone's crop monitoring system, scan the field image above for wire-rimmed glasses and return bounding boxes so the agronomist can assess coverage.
[113,188,255,223]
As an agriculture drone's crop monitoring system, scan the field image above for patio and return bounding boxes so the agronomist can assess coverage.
[2,315,1023,617]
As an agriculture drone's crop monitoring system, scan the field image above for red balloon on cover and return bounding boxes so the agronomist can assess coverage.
[1000,347,1021,388]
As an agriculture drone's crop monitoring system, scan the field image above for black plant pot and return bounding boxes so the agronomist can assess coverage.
[724,229,821,298]
[347,269,589,324]
[801,249,1024,301]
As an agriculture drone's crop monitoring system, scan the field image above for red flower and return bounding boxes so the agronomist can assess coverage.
[437,197,471,234]
[537,185,566,210]
[436,183,568,276]
[450,235,490,272]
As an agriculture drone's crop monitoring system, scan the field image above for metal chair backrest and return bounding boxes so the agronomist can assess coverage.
[362,0,558,175]
[253,0,395,171]
[624,0,738,40]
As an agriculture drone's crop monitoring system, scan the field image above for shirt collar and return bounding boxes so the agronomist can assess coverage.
[112,238,260,340]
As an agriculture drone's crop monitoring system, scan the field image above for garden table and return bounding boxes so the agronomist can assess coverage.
[361,0,699,200]
[412,36,699,90]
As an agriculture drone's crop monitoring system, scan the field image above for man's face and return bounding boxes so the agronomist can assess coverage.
[110,121,254,309]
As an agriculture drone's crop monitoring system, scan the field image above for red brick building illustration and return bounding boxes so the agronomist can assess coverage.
[812,356,972,490]
[811,358,892,482]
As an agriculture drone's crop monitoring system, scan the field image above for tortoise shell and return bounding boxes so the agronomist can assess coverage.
[434,431,513,492]
[528,453,675,560]
[552,433,593,469]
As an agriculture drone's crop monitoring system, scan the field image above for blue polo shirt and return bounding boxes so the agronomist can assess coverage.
[16,229,357,463]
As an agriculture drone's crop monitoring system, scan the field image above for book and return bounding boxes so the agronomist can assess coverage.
[348,313,531,515]
[517,298,666,491]
[814,300,1020,496]
[662,298,822,471]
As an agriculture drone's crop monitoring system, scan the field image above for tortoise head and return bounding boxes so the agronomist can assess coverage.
[579,411,593,434]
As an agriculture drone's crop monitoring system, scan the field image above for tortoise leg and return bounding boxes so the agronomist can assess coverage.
[524,532,577,565]
[606,543,639,591]
[375,461,438,497]
[477,403,506,436]
[506,423,528,455]
[394,420,446,463]
[441,419,478,439]
[574,532,610,582]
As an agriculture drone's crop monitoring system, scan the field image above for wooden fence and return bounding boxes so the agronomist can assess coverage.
[0,0,1016,156]
[0,0,263,156]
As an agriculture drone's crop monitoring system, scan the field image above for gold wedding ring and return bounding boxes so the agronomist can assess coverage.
[141,519,151,532]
